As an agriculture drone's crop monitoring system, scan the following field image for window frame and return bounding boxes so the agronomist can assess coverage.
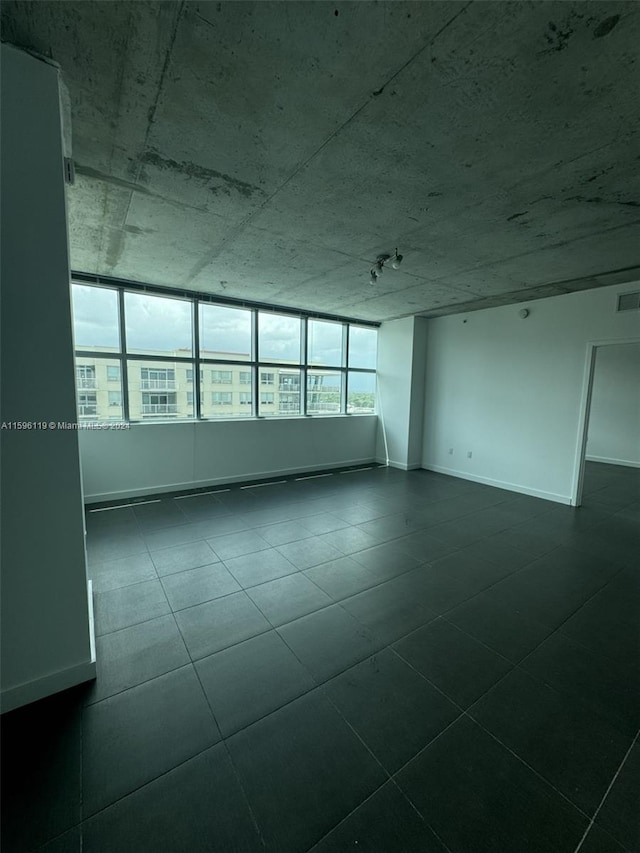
[72,278,378,423]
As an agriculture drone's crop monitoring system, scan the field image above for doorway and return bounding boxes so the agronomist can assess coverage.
[571,338,640,506]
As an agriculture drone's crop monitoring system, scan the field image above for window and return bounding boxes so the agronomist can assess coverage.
[140,367,175,390]
[307,371,342,414]
[72,280,377,422]
[348,326,377,370]
[78,392,97,417]
[141,392,177,417]
[212,392,233,405]
[128,361,192,419]
[279,394,300,414]
[261,369,301,417]
[347,371,376,414]
[308,320,344,367]
[125,292,193,356]
[72,285,120,352]
[76,365,96,389]
[199,304,252,361]
[258,312,301,363]
[279,373,300,391]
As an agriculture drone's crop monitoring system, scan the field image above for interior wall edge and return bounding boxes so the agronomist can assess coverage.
[584,456,640,469]
[422,464,572,505]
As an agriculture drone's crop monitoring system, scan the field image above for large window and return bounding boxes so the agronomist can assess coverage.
[71,281,377,422]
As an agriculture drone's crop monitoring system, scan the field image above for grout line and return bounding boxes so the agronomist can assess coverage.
[573,730,639,853]
[240,480,287,489]
[295,472,334,481]
[89,499,161,512]
[174,489,231,499]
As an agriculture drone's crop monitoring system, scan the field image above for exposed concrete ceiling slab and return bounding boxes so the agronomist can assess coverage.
[2,0,639,320]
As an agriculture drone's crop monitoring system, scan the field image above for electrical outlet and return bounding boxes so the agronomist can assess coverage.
[467,451,472,458]
[449,448,454,455]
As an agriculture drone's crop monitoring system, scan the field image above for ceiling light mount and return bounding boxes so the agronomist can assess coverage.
[368,248,403,284]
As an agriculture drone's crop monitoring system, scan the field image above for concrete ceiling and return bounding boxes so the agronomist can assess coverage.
[3,0,640,321]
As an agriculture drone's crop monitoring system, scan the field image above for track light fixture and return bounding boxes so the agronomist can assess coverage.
[368,248,403,284]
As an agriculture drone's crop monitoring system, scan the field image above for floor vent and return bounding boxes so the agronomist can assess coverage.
[617,291,640,312]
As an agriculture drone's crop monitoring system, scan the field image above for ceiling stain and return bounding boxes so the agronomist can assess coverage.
[141,149,267,199]
[593,15,621,39]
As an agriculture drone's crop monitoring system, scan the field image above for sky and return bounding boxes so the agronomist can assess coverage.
[71,284,376,368]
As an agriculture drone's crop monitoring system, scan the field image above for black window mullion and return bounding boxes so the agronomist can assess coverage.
[118,287,130,422]
[193,299,201,420]
[253,310,261,417]
[302,316,308,416]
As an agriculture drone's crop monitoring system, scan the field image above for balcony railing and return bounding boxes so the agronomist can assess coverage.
[77,378,96,389]
[141,404,178,415]
[140,380,176,390]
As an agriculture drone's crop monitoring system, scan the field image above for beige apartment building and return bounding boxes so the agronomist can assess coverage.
[75,349,373,421]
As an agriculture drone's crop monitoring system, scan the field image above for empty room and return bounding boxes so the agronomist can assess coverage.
[1,2,639,852]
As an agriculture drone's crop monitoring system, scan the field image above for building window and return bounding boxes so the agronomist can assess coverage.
[212,392,233,405]
[108,391,122,407]
[140,367,175,390]
[211,370,232,384]
[278,394,299,413]
[279,373,300,391]
[107,365,120,382]
[260,372,275,385]
[239,371,252,384]
[260,392,274,405]
[239,392,252,405]
[78,392,97,417]
[76,365,96,389]
[141,392,177,416]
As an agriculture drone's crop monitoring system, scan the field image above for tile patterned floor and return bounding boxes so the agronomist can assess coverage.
[1,463,638,852]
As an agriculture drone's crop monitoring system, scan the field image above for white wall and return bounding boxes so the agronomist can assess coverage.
[422,284,640,504]
[376,316,427,469]
[1,45,95,711]
[586,342,640,467]
[79,415,377,502]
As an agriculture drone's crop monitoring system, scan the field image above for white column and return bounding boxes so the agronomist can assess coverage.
[376,316,427,469]
[1,44,95,712]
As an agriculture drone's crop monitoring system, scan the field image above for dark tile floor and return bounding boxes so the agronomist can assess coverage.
[2,462,639,852]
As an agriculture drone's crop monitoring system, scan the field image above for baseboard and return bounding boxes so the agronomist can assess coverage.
[421,463,572,505]
[585,455,640,469]
[84,457,377,504]
[1,657,97,714]
[386,460,422,471]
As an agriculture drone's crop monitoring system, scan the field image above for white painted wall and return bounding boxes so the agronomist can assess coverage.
[79,415,377,502]
[586,342,640,467]
[422,284,640,504]
[376,316,427,469]
[1,45,95,712]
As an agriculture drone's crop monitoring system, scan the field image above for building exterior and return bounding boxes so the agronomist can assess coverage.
[75,352,375,422]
